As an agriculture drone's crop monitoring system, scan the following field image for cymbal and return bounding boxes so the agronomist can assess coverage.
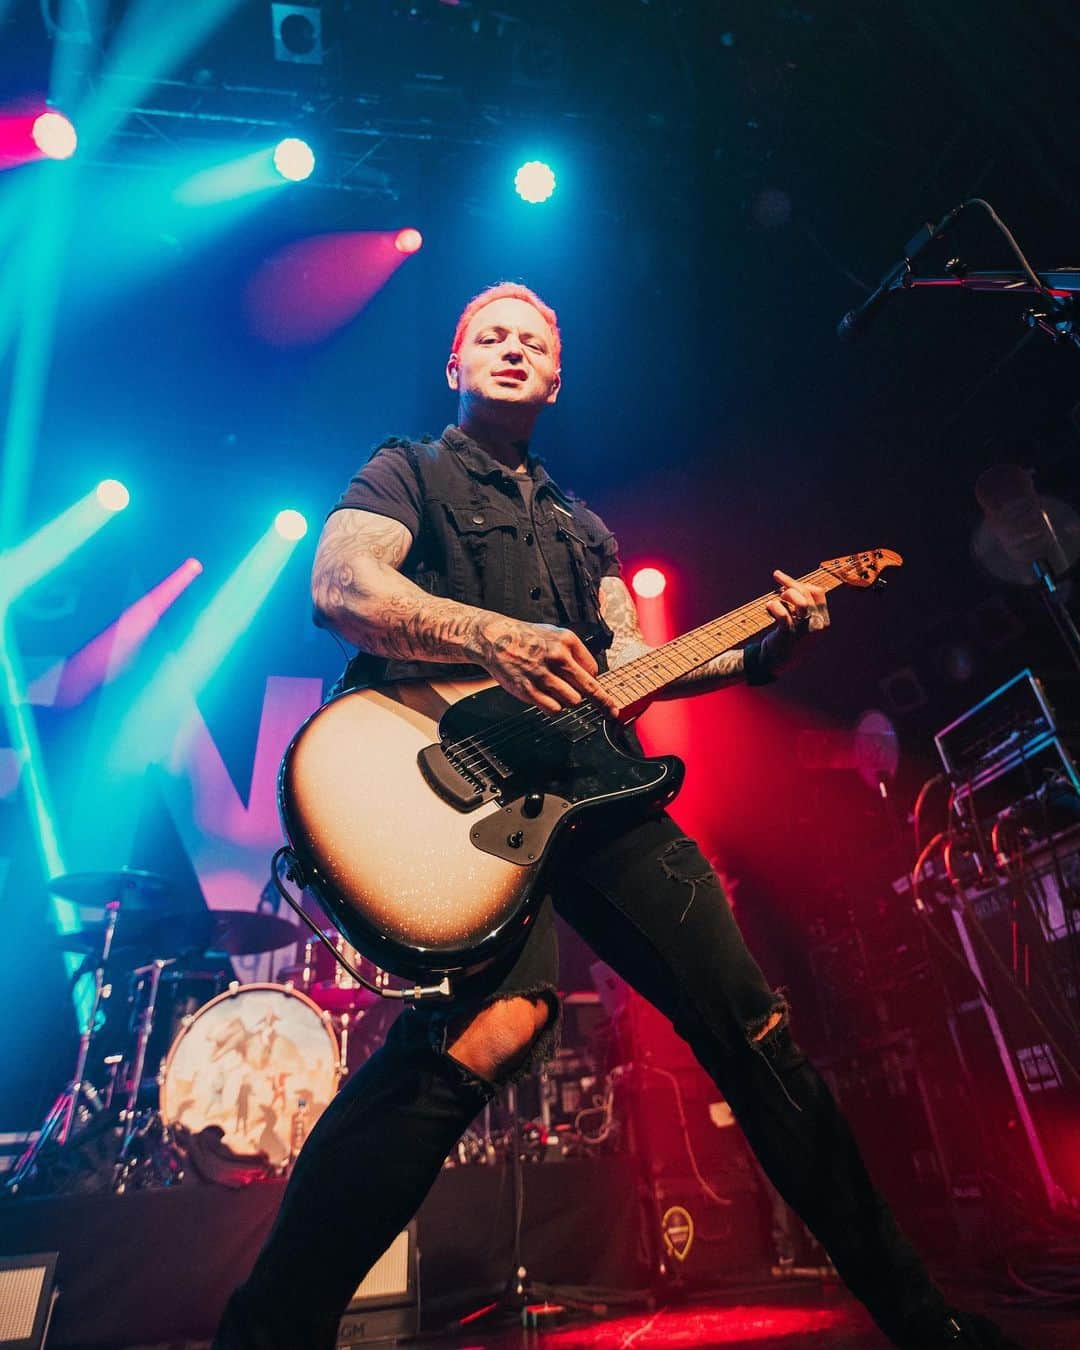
[47,868,175,908]
[204,910,302,957]
[51,909,301,961]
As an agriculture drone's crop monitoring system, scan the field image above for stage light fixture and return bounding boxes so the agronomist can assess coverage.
[1,486,127,610]
[514,160,556,204]
[95,479,129,512]
[632,567,667,599]
[31,110,77,160]
[273,137,315,182]
[394,227,423,255]
[274,509,308,540]
[271,3,324,65]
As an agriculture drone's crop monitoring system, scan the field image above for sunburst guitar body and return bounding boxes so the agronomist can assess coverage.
[278,550,902,983]
[279,676,681,979]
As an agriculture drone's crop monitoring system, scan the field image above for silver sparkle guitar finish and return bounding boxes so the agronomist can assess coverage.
[278,675,682,980]
[278,550,904,981]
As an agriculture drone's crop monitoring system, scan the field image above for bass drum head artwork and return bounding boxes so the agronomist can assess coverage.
[159,982,339,1165]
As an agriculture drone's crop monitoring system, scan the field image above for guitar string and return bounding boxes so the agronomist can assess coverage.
[443,565,848,777]
[444,565,844,773]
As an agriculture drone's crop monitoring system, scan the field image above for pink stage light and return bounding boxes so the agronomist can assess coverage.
[32,110,77,160]
[394,227,423,255]
[632,566,667,599]
[245,231,412,347]
[48,558,203,708]
[0,105,76,168]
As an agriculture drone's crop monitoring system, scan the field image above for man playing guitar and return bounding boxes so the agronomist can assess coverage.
[215,283,1016,1349]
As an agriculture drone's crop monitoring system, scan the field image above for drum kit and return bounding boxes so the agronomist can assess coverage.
[7,868,393,1194]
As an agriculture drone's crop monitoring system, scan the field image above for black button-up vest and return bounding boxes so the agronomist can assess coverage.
[337,428,615,691]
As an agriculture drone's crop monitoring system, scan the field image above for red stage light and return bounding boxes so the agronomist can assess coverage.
[394,227,423,255]
[632,566,667,599]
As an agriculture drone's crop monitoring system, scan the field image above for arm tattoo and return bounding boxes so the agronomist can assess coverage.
[599,576,746,699]
[311,509,542,667]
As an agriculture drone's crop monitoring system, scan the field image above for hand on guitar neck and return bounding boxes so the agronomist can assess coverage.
[759,567,832,674]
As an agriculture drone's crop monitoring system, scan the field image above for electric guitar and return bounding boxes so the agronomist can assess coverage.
[278,550,902,981]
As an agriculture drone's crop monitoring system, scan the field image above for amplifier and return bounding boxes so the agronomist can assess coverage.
[935,668,1061,781]
[337,1224,418,1347]
[0,1252,58,1350]
[946,833,1080,1214]
[953,734,1080,833]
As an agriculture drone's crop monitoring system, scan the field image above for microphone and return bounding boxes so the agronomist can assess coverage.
[837,204,965,341]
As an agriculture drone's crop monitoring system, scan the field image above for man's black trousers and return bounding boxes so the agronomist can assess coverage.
[215,807,946,1348]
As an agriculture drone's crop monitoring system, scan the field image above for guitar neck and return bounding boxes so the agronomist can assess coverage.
[599,566,847,713]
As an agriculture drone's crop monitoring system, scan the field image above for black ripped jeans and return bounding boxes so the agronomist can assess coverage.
[215,808,946,1349]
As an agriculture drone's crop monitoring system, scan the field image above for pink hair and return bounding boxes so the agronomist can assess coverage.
[450,282,561,367]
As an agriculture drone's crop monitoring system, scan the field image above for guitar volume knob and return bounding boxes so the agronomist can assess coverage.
[521,793,545,819]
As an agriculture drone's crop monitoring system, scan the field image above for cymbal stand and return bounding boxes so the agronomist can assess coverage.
[114,958,169,1187]
[6,899,120,1192]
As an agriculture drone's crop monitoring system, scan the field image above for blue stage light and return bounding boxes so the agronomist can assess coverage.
[273,137,315,182]
[514,160,556,204]
[274,509,308,540]
[95,479,130,512]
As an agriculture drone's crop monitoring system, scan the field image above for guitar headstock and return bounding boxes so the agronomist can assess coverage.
[819,549,904,588]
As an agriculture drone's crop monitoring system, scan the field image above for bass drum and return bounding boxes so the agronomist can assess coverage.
[159,982,339,1166]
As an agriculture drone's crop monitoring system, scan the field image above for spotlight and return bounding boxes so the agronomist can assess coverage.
[394,227,423,255]
[95,479,130,512]
[31,110,77,160]
[514,160,556,204]
[273,137,315,182]
[274,509,308,540]
[631,567,666,599]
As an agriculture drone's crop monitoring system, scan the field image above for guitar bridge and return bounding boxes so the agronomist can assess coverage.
[417,743,496,811]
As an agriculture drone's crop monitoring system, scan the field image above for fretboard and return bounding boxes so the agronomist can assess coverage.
[599,566,846,712]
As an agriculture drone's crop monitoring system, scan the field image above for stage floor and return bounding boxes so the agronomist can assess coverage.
[420,1287,1073,1350]
[124,1285,1072,1349]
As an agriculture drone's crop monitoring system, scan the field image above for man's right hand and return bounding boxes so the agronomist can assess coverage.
[471,616,620,716]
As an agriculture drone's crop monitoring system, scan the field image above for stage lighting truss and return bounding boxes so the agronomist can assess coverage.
[84,72,499,198]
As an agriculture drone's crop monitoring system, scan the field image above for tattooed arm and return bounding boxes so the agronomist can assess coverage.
[599,575,746,698]
[599,570,830,700]
[311,509,617,713]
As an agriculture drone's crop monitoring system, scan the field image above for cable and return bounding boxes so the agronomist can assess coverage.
[961,198,1056,299]
[913,773,949,853]
[269,847,451,1001]
[641,1063,734,1210]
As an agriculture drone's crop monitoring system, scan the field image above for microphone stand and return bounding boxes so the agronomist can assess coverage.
[1031,559,1080,676]
[455,1080,617,1333]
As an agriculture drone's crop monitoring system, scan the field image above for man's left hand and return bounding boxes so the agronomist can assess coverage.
[761,569,830,673]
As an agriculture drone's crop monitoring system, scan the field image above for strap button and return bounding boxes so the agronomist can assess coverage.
[529,586,542,600]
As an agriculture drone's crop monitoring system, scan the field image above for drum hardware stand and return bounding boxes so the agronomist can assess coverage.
[113,958,173,1189]
[270,847,452,1002]
[5,900,121,1192]
[336,1011,351,1078]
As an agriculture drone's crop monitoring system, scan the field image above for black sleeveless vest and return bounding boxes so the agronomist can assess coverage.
[337,428,616,691]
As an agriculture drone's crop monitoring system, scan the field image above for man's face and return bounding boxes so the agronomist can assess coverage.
[447,297,561,411]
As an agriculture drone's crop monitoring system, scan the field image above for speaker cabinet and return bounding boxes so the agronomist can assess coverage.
[337,1224,418,1347]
